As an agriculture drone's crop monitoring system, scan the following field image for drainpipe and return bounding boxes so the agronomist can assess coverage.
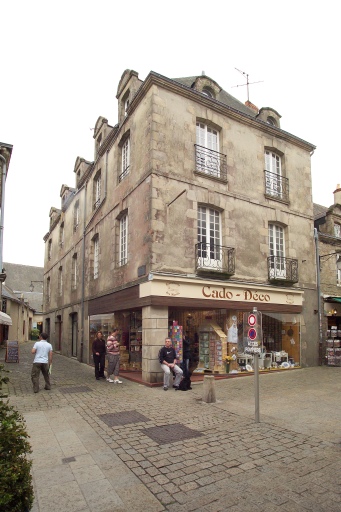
[0,152,7,277]
[314,228,322,364]
[80,181,87,363]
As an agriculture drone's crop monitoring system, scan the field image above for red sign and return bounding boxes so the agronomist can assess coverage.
[248,314,257,326]
[248,328,257,340]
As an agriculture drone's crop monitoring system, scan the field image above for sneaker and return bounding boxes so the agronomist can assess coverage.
[114,379,123,384]
[107,378,114,383]
[163,386,168,391]
[174,386,179,391]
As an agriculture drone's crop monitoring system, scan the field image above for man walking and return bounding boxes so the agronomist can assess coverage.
[31,332,53,393]
[159,338,183,390]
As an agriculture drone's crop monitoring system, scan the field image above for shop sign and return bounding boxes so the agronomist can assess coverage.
[202,287,271,302]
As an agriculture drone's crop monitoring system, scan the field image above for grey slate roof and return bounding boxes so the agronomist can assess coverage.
[171,75,258,117]
[3,262,43,313]
[313,203,328,221]
[3,262,43,293]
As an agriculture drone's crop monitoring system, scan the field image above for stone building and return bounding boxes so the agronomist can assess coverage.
[314,185,341,366]
[43,69,318,382]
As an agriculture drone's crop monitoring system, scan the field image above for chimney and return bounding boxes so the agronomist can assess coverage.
[245,100,258,113]
[334,184,341,205]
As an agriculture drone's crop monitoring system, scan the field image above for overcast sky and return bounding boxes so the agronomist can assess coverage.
[1,1,339,267]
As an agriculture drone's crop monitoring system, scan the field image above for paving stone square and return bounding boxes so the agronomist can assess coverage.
[99,410,150,427]
[142,422,203,445]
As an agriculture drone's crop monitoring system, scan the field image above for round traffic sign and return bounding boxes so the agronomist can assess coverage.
[248,314,256,326]
[248,328,257,340]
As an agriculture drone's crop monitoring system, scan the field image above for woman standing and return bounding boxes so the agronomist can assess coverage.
[106,328,122,384]
[92,331,106,380]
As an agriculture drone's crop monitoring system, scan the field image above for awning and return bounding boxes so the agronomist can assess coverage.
[0,311,12,325]
[324,296,341,303]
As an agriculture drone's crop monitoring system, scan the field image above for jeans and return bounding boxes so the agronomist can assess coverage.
[183,358,190,378]
[161,364,183,388]
[31,363,51,393]
[93,353,105,378]
[107,354,120,377]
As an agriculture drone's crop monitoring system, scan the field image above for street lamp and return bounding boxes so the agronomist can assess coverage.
[29,281,43,292]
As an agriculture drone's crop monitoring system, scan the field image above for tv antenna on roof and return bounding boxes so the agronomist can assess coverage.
[232,68,264,103]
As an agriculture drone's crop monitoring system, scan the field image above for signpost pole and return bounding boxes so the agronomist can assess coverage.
[254,354,260,423]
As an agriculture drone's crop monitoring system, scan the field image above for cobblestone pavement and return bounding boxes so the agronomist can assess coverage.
[1,342,341,512]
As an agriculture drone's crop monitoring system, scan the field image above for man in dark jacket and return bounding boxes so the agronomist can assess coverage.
[159,338,183,391]
[92,331,106,380]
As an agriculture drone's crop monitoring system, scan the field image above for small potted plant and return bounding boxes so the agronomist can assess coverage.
[223,355,233,373]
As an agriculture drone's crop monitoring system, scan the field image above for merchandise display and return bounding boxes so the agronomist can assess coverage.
[326,325,341,366]
[169,321,183,361]
[198,322,227,373]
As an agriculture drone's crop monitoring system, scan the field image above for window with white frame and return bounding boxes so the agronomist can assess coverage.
[72,254,77,290]
[334,223,341,237]
[124,97,130,115]
[196,122,220,177]
[93,237,99,279]
[120,137,130,182]
[93,172,101,209]
[74,201,80,232]
[58,266,63,296]
[119,215,128,266]
[197,206,222,269]
[265,150,283,198]
[268,223,286,278]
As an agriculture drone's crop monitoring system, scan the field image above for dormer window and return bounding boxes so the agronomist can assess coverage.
[93,171,101,210]
[124,98,130,115]
[96,133,102,156]
[267,116,277,127]
[122,90,130,117]
[202,87,214,99]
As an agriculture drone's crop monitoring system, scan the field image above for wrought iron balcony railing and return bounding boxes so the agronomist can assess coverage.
[196,242,235,277]
[195,145,227,181]
[264,170,289,202]
[119,165,130,183]
[268,256,298,283]
[93,198,101,210]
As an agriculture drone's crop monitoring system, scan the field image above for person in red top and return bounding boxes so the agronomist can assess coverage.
[106,328,122,384]
[92,331,106,380]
